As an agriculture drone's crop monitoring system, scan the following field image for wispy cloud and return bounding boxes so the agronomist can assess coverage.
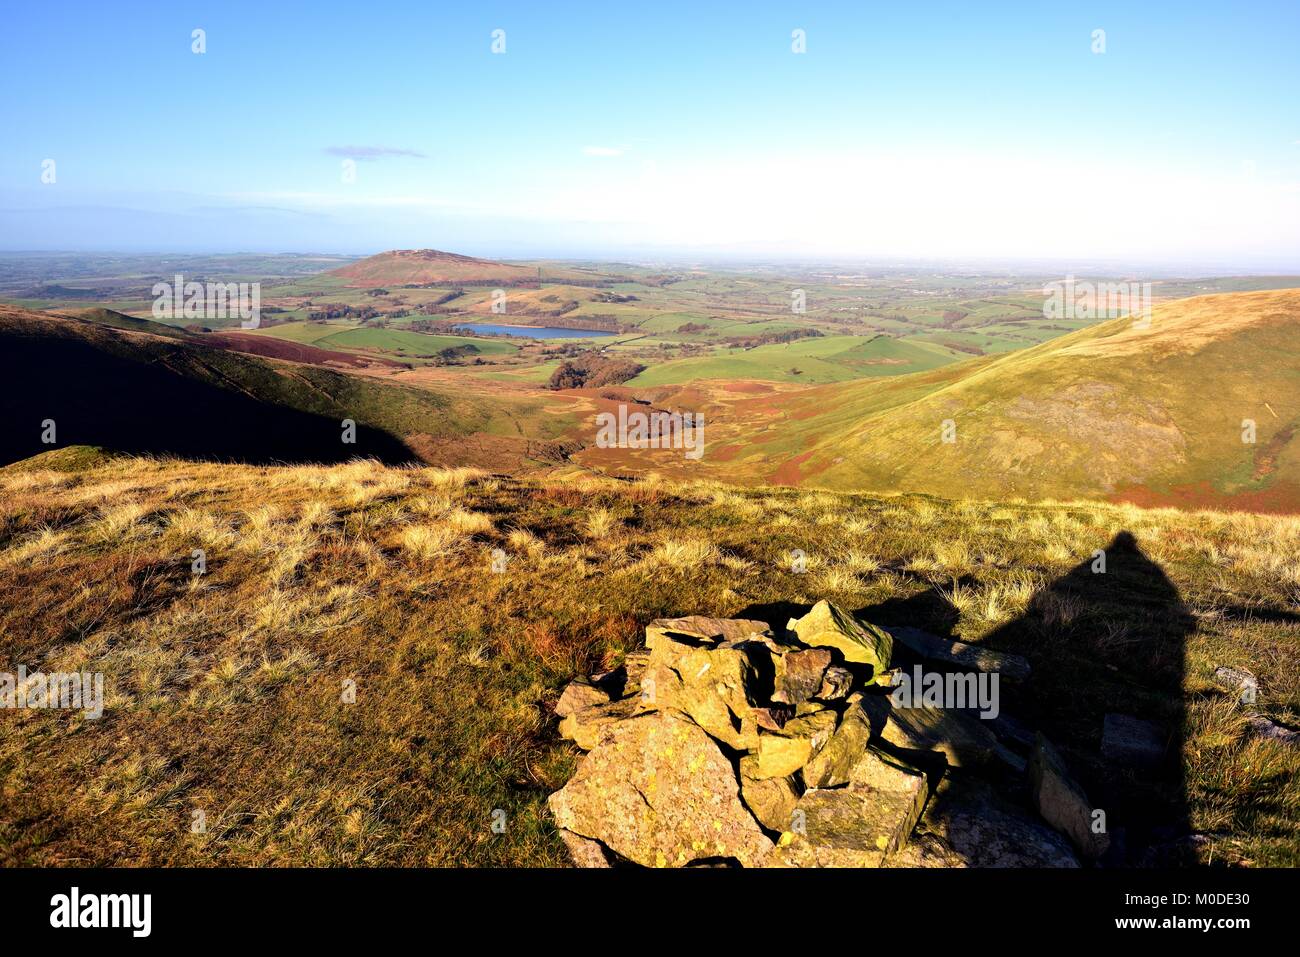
[324,145,427,161]
[582,146,625,157]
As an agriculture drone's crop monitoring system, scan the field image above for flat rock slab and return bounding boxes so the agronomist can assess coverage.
[987,711,1036,749]
[1028,733,1109,859]
[548,712,774,868]
[890,782,1080,868]
[558,696,643,751]
[775,749,927,867]
[884,704,1024,771]
[1213,666,1258,705]
[1247,714,1299,746]
[887,626,1030,680]
[556,679,611,718]
[646,616,772,648]
[1101,713,1168,768]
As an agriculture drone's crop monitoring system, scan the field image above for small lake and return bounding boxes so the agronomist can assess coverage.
[454,323,617,340]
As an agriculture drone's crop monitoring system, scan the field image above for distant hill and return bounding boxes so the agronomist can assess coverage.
[326,248,599,288]
[203,330,409,370]
[718,289,1300,510]
[68,306,196,340]
[0,305,566,468]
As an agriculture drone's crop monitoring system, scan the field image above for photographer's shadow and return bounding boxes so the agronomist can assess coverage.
[984,530,1196,865]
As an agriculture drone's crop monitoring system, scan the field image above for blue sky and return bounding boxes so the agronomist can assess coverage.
[2,0,1298,266]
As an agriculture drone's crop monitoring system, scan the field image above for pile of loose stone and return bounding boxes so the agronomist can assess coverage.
[548,600,1121,868]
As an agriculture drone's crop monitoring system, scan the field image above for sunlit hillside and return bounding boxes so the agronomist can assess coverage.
[600,289,1300,511]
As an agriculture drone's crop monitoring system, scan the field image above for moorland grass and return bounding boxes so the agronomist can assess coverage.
[0,457,1296,865]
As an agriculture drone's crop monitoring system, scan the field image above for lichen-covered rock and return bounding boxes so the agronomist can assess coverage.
[1028,733,1110,859]
[558,696,644,750]
[1247,713,1299,745]
[790,600,892,673]
[556,679,611,718]
[557,828,613,868]
[883,703,1016,769]
[645,616,771,650]
[752,708,838,779]
[1213,665,1258,706]
[817,666,854,701]
[752,705,795,731]
[622,651,651,695]
[739,755,800,833]
[887,625,1030,680]
[642,636,763,749]
[775,749,927,867]
[802,695,872,788]
[548,712,774,868]
[772,648,832,705]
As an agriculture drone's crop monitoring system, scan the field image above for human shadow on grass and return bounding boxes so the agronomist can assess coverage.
[973,531,1196,865]
[742,530,1196,867]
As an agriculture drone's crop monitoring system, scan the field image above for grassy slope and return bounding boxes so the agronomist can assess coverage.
[67,307,195,340]
[717,289,1300,506]
[248,321,352,344]
[0,459,1295,866]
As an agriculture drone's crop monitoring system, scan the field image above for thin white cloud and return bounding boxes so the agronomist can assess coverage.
[324,145,426,161]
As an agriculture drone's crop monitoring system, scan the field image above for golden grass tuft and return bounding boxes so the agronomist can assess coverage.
[648,537,720,570]
[583,507,618,539]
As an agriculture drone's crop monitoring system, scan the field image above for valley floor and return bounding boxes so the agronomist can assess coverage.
[1,455,1297,865]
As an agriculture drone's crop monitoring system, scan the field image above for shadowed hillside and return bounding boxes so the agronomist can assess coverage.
[0,308,414,465]
[0,306,569,468]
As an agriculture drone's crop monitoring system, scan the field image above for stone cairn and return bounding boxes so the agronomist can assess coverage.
[548,600,1114,868]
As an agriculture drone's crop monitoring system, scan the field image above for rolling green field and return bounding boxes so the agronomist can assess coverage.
[247,320,351,344]
[629,334,965,385]
[7,253,1300,403]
